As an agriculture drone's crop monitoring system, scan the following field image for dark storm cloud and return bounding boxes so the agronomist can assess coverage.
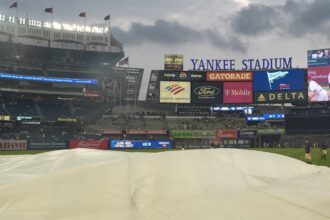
[232,0,330,38]
[232,4,277,36]
[112,20,246,52]
[284,0,330,36]
[112,20,203,45]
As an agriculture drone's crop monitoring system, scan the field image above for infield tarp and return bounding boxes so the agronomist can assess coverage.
[0,149,330,220]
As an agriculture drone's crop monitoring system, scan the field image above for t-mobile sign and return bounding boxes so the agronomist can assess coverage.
[223,82,253,104]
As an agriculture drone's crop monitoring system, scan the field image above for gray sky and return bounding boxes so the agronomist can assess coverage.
[1,0,330,100]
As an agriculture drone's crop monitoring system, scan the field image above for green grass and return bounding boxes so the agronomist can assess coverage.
[0,148,329,167]
[0,150,50,155]
[249,148,330,167]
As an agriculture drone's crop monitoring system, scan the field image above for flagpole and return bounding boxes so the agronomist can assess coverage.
[108,15,110,29]
[16,3,18,18]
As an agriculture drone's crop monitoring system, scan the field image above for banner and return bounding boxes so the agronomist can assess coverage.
[257,129,285,135]
[0,115,11,121]
[100,129,122,134]
[220,139,252,148]
[0,140,27,150]
[253,69,305,92]
[69,139,108,150]
[160,81,191,103]
[223,82,253,104]
[191,82,222,104]
[247,114,285,122]
[111,140,172,149]
[0,72,98,84]
[164,54,184,70]
[29,142,67,150]
[126,130,167,135]
[57,118,78,123]
[238,130,257,139]
[211,106,254,115]
[254,90,307,103]
[216,130,237,139]
[159,71,206,81]
[207,72,253,81]
[171,130,216,139]
[307,66,330,102]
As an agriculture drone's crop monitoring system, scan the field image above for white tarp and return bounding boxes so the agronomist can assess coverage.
[0,149,329,220]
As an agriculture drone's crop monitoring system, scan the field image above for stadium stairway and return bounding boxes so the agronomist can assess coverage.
[81,103,113,129]
[35,102,43,117]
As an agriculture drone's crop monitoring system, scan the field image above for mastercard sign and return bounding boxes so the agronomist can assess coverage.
[160,81,191,103]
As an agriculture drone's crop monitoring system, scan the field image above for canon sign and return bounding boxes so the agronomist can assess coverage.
[191,82,222,104]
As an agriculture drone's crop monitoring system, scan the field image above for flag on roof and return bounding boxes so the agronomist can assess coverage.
[9,2,18,9]
[104,14,110,21]
[118,57,129,66]
[45,8,53,13]
[79,12,86,17]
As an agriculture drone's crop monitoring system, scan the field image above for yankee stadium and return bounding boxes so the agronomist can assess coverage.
[0,0,330,220]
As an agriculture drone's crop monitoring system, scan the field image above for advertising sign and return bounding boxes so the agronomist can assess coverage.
[164,54,184,70]
[191,82,222,104]
[0,140,27,150]
[253,69,305,92]
[57,118,78,123]
[307,49,330,66]
[254,90,307,103]
[238,130,257,139]
[223,82,253,104]
[211,106,254,115]
[0,115,11,121]
[69,139,108,150]
[29,142,67,150]
[220,139,252,148]
[216,130,237,139]
[160,81,191,103]
[307,66,330,102]
[171,130,216,139]
[247,114,285,122]
[111,140,172,149]
[126,130,167,135]
[0,72,98,84]
[257,129,285,135]
[207,72,253,81]
[159,71,206,81]
[100,129,122,134]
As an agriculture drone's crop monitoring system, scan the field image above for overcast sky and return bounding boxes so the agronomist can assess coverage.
[1,0,330,100]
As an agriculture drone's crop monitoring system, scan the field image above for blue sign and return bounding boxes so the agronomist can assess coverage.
[111,140,172,149]
[247,113,285,121]
[253,69,305,92]
[0,72,98,85]
[211,106,254,115]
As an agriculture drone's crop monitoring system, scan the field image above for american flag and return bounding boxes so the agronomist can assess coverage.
[118,57,129,66]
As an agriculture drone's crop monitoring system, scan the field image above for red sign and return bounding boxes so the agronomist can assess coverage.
[223,82,253,104]
[207,72,253,81]
[0,140,27,150]
[308,66,330,85]
[69,139,108,150]
[216,130,237,139]
[126,130,167,135]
